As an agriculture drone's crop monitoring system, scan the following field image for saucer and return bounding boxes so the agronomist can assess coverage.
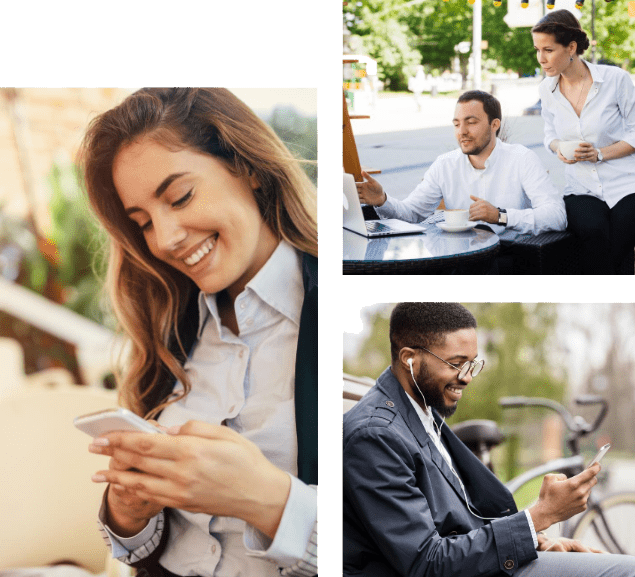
[437,221,477,233]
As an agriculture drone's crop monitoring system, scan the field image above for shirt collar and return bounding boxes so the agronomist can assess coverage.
[195,240,303,339]
[462,137,501,171]
[546,59,604,93]
[406,393,441,440]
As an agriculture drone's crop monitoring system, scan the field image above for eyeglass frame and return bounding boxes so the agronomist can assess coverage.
[408,346,484,380]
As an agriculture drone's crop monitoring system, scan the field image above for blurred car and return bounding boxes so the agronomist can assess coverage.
[523,100,542,116]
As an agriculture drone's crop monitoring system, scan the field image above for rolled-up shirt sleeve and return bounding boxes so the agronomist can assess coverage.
[506,149,567,234]
[97,489,164,562]
[617,71,635,149]
[244,474,317,576]
[375,164,443,223]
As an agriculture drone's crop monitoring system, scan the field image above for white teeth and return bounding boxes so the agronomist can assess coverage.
[184,236,216,266]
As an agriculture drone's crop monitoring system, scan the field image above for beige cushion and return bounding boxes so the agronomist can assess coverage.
[0,385,119,572]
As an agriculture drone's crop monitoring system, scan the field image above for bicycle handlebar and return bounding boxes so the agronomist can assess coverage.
[499,395,608,436]
[575,395,608,434]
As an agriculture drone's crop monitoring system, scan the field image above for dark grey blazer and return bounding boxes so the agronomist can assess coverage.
[343,367,538,577]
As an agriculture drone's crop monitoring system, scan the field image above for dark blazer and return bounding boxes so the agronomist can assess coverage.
[135,252,317,576]
[343,367,537,577]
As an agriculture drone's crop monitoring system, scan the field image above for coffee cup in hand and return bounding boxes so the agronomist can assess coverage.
[444,209,469,227]
[559,140,585,161]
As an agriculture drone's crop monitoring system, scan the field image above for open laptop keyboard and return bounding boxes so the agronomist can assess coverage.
[365,221,395,233]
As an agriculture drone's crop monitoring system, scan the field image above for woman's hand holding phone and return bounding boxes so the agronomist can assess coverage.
[90,420,291,539]
[86,416,169,537]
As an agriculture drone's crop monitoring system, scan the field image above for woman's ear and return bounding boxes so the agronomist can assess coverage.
[247,168,260,191]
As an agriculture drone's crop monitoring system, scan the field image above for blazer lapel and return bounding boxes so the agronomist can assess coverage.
[376,371,469,502]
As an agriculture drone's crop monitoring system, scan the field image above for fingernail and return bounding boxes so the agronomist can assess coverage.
[93,437,110,446]
[92,474,107,482]
[167,425,181,435]
[88,444,102,454]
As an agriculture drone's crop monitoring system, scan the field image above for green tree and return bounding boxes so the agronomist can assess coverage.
[345,0,423,90]
[581,3,635,68]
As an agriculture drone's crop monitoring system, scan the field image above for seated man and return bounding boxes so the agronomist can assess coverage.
[343,302,635,577]
[356,91,567,235]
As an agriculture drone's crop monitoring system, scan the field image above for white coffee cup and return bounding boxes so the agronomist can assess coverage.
[559,140,585,161]
[444,209,469,227]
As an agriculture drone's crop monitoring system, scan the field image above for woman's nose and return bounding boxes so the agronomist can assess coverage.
[154,213,187,253]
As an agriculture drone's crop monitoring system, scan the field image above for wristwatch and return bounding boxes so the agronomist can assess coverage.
[596,148,604,162]
[497,208,508,226]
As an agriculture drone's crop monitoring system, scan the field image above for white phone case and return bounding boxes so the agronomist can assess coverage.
[74,408,163,437]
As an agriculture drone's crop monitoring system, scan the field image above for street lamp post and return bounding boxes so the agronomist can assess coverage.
[473,0,482,89]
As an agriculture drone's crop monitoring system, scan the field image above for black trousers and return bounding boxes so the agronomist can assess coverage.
[564,193,635,274]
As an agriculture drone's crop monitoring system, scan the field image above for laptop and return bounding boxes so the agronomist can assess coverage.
[343,172,425,237]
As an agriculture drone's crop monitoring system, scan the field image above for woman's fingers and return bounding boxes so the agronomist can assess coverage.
[93,467,169,496]
[95,430,185,460]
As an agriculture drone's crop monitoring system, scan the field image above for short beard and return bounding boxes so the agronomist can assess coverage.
[411,362,458,418]
[461,132,492,157]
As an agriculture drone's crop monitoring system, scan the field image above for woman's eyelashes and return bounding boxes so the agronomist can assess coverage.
[172,188,194,208]
[139,189,194,232]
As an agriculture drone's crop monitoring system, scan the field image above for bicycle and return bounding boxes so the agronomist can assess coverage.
[452,394,635,555]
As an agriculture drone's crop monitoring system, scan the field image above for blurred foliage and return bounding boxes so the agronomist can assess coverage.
[269,106,317,184]
[47,163,111,326]
[344,0,423,90]
[0,208,48,291]
[580,3,635,67]
[344,0,634,91]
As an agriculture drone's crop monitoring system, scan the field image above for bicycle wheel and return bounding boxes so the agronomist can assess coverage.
[570,492,635,555]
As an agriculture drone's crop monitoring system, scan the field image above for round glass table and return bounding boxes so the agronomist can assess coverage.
[343,225,500,274]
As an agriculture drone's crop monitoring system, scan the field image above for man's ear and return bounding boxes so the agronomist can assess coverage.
[398,348,416,373]
[491,118,501,136]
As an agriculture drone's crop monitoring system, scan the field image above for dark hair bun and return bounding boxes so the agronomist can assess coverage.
[575,29,590,54]
[531,9,590,54]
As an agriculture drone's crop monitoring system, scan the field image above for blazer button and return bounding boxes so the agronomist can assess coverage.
[504,560,514,570]
[386,401,395,407]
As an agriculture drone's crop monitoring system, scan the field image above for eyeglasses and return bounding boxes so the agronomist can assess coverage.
[410,346,484,380]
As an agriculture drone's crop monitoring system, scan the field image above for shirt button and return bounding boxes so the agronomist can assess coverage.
[239,350,245,358]
[240,302,246,310]
[504,560,514,570]
[212,544,217,554]
[246,318,254,326]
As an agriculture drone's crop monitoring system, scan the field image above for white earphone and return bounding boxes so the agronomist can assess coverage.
[407,356,500,521]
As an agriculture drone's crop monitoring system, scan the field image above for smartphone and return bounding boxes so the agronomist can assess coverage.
[74,408,164,438]
[587,443,611,469]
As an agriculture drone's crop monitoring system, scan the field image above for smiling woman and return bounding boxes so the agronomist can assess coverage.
[79,88,317,577]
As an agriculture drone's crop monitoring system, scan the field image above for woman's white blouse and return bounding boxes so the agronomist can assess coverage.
[98,241,316,577]
[539,61,635,208]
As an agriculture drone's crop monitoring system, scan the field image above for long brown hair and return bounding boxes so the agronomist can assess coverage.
[80,88,317,417]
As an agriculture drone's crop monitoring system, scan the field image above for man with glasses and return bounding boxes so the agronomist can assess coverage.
[343,303,633,577]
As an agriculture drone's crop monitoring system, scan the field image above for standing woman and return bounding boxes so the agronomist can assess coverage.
[532,10,635,274]
[80,88,317,577]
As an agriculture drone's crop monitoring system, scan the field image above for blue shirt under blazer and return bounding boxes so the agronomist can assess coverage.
[343,368,538,577]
